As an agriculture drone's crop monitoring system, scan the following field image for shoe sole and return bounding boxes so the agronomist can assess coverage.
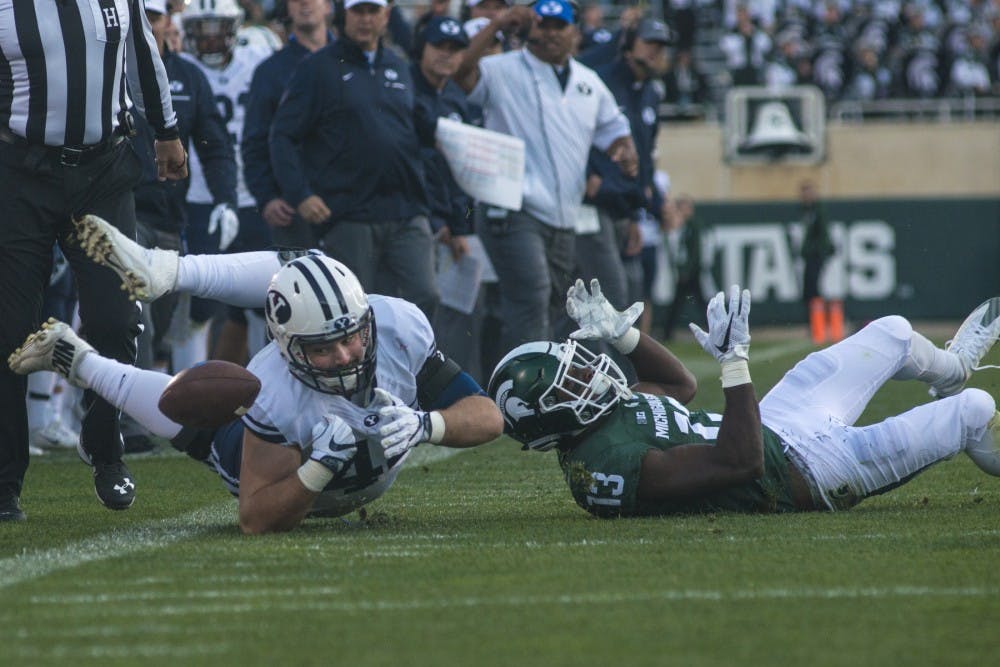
[96,489,135,510]
[76,216,156,302]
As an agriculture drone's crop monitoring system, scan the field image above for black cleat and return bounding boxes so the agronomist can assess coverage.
[92,461,136,510]
[0,494,26,522]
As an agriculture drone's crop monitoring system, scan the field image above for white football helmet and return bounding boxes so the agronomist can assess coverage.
[264,255,377,401]
[488,340,632,451]
[181,0,244,68]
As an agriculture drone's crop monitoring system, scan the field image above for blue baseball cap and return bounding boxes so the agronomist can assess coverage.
[534,0,575,25]
[422,16,470,48]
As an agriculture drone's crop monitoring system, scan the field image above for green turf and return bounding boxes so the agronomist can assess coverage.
[2,338,999,666]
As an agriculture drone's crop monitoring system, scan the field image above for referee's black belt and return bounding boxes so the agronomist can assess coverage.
[0,126,126,167]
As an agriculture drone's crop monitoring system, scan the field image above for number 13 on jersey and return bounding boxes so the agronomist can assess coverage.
[586,472,625,507]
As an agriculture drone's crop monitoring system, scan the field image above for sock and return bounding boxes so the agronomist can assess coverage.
[176,251,281,308]
[171,323,210,371]
[75,355,183,439]
[26,371,58,431]
[893,330,966,388]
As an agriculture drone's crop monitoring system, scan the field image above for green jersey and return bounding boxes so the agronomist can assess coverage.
[557,392,797,518]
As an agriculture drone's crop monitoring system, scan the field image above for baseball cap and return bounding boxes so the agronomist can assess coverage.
[144,0,168,15]
[344,0,387,9]
[534,0,575,25]
[467,0,511,6]
[423,16,470,48]
[636,18,672,45]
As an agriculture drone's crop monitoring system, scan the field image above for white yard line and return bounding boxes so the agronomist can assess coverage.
[0,501,235,590]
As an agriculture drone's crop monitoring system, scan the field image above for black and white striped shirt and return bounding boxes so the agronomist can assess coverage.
[0,0,177,147]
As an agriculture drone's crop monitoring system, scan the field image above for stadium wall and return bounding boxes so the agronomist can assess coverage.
[653,122,1000,322]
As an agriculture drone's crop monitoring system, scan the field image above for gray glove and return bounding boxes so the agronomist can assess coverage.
[689,285,751,363]
[566,278,643,343]
[208,203,239,251]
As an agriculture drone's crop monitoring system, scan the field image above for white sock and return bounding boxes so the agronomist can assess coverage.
[176,251,281,308]
[171,323,210,372]
[26,371,58,431]
[893,331,966,387]
[75,355,183,439]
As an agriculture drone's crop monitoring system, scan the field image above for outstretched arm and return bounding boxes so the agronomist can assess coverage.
[454,5,536,92]
[637,286,764,501]
[565,278,696,402]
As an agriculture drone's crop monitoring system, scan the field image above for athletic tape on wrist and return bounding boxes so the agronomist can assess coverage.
[613,327,641,354]
[427,411,446,444]
[720,359,752,388]
[297,459,335,493]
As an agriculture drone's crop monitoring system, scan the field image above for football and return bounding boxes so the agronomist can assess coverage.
[158,360,262,429]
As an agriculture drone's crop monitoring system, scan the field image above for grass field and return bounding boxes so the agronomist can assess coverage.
[2,334,1000,666]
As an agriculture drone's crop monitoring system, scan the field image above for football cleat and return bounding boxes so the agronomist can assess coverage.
[75,214,179,302]
[930,297,1000,398]
[7,318,95,388]
[30,418,80,450]
[965,410,1000,476]
[92,461,136,510]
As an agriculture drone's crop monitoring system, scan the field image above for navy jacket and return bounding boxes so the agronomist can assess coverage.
[411,65,473,236]
[269,39,428,222]
[133,49,236,232]
[586,59,660,219]
[242,34,332,209]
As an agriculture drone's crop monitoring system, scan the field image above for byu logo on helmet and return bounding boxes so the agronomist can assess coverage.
[266,290,292,325]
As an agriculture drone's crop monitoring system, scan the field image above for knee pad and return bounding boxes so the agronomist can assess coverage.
[960,388,996,429]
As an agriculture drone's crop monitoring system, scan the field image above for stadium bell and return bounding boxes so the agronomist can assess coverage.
[739,101,813,157]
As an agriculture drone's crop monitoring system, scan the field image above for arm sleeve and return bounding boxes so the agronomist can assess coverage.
[269,57,322,208]
[242,62,282,208]
[125,0,178,139]
[416,348,487,410]
[189,65,237,207]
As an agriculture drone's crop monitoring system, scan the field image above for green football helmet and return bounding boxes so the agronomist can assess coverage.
[487,340,632,451]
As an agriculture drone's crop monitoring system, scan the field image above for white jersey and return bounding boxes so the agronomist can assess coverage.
[183,38,274,208]
[241,295,437,515]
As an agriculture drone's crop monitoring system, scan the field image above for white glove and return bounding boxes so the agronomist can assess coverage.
[372,387,444,459]
[208,203,239,251]
[689,285,752,364]
[566,278,643,352]
[308,415,358,476]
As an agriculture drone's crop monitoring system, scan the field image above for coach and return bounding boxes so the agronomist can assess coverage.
[0,0,186,521]
[454,0,639,354]
[269,0,438,319]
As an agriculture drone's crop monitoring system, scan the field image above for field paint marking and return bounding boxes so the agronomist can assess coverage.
[16,585,1000,620]
[1,445,464,590]
[0,501,235,590]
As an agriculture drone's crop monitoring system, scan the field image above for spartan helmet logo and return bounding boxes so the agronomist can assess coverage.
[496,379,535,426]
[266,290,292,325]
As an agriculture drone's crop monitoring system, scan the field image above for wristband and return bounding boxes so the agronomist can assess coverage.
[297,459,335,493]
[427,411,446,444]
[612,327,641,354]
[720,359,752,388]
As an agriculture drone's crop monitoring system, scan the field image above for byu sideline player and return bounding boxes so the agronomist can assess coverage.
[9,216,503,534]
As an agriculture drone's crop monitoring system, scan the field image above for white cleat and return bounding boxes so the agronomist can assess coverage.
[30,418,80,450]
[7,318,95,388]
[75,214,179,302]
[966,410,1000,476]
[930,297,1000,398]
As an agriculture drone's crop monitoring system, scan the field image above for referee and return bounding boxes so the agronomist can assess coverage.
[0,0,187,521]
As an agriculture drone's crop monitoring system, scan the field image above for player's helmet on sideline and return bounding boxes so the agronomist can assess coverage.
[182,0,244,68]
[487,340,631,451]
[264,255,377,401]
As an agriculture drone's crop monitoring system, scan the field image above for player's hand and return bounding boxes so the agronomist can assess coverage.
[566,278,643,343]
[208,203,239,251]
[309,415,358,476]
[262,198,295,228]
[689,285,751,363]
[297,195,331,225]
[607,135,639,178]
[154,138,188,181]
[375,396,434,459]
